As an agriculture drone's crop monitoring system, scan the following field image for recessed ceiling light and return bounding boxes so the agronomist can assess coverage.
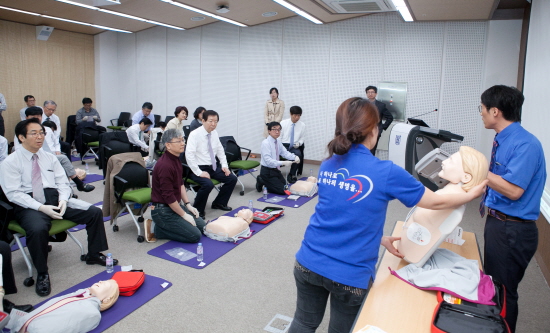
[191,16,205,21]
[262,11,278,17]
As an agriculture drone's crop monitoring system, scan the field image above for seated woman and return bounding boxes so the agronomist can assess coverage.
[165,106,188,132]
[147,129,205,244]
[397,146,488,265]
[8,279,119,333]
[289,177,317,197]
[205,209,253,242]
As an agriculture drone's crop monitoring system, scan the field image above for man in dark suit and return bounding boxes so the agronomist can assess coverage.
[366,85,393,155]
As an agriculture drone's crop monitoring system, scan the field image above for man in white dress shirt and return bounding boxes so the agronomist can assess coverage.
[256,121,299,195]
[0,119,116,297]
[185,110,237,218]
[126,117,152,156]
[19,95,38,121]
[280,106,306,183]
[42,100,71,157]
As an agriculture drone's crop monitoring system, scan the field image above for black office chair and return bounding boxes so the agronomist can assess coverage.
[81,127,101,164]
[164,115,175,124]
[154,114,161,127]
[183,125,190,140]
[107,112,131,131]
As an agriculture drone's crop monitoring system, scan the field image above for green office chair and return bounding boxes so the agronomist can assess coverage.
[221,137,260,196]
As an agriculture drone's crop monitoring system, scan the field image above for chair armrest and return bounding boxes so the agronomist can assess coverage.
[0,199,14,243]
[110,119,118,126]
[239,147,252,160]
[113,175,130,202]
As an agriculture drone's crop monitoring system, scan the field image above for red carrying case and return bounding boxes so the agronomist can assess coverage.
[112,270,146,296]
[431,280,510,333]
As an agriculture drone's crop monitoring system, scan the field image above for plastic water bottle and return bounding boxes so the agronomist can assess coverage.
[248,199,254,212]
[85,162,89,172]
[197,243,203,262]
[263,186,268,200]
[310,169,313,177]
[106,253,113,273]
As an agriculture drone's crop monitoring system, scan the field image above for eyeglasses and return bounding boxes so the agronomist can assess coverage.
[270,128,281,132]
[44,107,56,113]
[167,139,185,144]
[28,131,45,137]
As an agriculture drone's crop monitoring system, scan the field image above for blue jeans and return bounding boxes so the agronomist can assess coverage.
[288,261,370,333]
[151,204,206,243]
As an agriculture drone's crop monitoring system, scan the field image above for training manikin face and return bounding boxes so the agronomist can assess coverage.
[236,209,254,224]
[89,280,118,303]
[438,152,472,186]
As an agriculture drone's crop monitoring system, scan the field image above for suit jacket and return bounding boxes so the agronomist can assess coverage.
[263,98,285,137]
[374,100,393,134]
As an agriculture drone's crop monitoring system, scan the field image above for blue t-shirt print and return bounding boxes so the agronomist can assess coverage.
[317,168,374,203]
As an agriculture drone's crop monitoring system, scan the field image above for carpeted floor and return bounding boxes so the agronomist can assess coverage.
[5,157,549,332]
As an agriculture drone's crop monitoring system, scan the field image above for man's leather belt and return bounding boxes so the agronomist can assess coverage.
[152,203,168,207]
[488,208,535,223]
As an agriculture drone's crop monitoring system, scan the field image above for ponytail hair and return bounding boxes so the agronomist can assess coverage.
[327,97,379,158]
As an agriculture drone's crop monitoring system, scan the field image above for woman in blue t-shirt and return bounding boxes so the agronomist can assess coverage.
[288,97,487,333]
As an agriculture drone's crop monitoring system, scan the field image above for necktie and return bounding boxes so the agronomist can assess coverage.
[207,133,217,171]
[275,139,280,170]
[479,136,498,217]
[46,117,50,122]
[31,154,46,204]
[289,123,295,148]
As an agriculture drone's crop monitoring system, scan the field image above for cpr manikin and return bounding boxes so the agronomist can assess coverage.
[397,146,488,267]
[204,209,254,243]
[289,177,318,197]
[8,279,119,333]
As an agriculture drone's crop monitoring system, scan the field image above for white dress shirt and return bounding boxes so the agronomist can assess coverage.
[0,93,6,114]
[260,136,296,169]
[185,125,228,176]
[126,124,148,151]
[280,119,306,147]
[43,113,62,136]
[20,106,44,121]
[0,135,7,163]
[0,146,71,211]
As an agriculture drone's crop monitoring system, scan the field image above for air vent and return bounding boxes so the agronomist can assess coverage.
[191,16,205,21]
[262,11,278,17]
[321,0,396,13]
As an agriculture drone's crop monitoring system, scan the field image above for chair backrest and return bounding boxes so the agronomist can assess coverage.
[66,115,77,144]
[164,116,174,123]
[114,161,149,194]
[154,114,161,127]
[118,112,131,126]
[82,127,101,143]
[183,125,190,139]
[224,140,242,164]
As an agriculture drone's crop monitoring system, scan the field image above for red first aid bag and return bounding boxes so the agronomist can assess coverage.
[112,271,145,296]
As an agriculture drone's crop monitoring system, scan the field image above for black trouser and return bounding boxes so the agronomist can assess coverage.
[189,164,237,215]
[282,143,303,177]
[14,188,109,274]
[483,214,538,333]
[0,113,4,136]
[259,166,286,195]
[0,241,17,294]
[60,140,71,157]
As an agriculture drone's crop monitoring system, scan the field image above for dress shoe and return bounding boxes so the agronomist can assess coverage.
[86,253,119,266]
[256,179,263,192]
[287,174,298,184]
[199,213,206,220]
[72,193,78,199]
[3,299,34,314]
[78,184,95,192]
[211,203,232,211]
[36,274,51,297]
[144,219,157,243]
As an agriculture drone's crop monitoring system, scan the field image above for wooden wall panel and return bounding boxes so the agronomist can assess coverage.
[0,19,94,142]
[535,215,550,284]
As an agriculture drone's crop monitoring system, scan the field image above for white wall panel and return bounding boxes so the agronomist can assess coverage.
[167,28,202,125]
[136,27,167,119]
[94,31,119,125]
[200,23,240,137]
[237,20,283,153]
[439,22,487,154]
[117,33,137,115]
[282,17,332,161]
[327,14,387,158]
[384,14,445,128]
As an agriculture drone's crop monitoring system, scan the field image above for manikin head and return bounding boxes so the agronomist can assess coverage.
[236,208,254,224]
[89,279,120,311]
[438,146,488,192]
